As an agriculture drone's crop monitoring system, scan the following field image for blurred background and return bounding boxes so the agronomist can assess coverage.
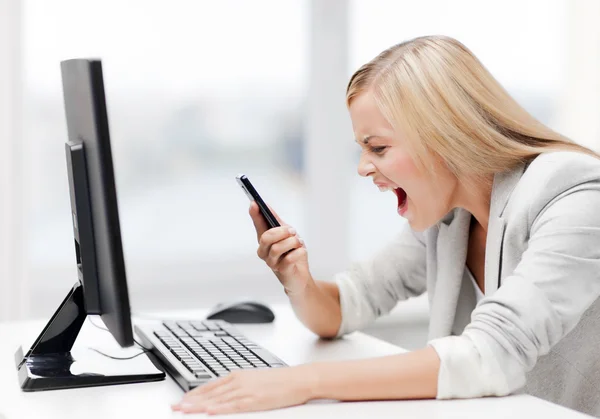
[1,0,599,347]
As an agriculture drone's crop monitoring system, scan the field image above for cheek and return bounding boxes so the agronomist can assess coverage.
[381,152,419,180]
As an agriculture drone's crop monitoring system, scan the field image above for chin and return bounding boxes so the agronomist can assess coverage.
[407,220,427,232]
[406,216,438,233]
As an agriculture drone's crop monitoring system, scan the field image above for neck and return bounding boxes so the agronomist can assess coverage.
[457,177,493,233]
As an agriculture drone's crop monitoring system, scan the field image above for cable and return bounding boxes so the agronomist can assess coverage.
[87,316,109,332]
[87,316,152,350]
[86,317,153,359]
[87,347,149,361]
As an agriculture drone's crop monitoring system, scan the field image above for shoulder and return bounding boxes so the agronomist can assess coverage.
[525,150,600,179]
[508,151,600,220]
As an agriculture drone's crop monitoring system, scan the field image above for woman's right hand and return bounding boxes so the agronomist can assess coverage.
[249,202,311,295]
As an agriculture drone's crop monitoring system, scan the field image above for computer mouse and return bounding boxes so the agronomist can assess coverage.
[205,300,275,324]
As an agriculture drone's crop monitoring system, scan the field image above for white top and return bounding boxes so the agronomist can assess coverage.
[467,268,484,302]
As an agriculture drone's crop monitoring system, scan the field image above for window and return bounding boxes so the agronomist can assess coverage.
[23,0,308,315]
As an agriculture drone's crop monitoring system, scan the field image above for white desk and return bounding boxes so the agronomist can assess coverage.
[0,304,592,419]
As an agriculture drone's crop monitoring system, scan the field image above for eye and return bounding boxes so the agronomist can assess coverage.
[369,146,388,155]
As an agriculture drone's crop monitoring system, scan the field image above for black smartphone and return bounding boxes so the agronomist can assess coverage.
[236,174,280,229]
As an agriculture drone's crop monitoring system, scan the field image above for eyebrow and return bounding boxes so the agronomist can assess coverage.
[359,135,377,145]
[355,135,389,146]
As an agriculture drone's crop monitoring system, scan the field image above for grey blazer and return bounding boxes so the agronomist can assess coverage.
[334,151,600,417]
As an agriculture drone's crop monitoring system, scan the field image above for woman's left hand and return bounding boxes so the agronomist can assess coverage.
[171,365,317,415]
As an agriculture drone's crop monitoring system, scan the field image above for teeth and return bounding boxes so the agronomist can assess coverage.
[377,186,397,192]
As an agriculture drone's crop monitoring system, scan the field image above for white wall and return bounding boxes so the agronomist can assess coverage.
[305,0,354,280]
[556,0,600,150]
[0,0,28,321]
[3,0,600,322]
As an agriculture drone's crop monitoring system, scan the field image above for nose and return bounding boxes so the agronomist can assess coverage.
[357,152,375,177]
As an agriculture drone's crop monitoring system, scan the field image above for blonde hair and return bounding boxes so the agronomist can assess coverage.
[347,35,599,183]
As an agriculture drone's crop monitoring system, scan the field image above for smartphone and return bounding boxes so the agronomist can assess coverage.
[236,174,280,229]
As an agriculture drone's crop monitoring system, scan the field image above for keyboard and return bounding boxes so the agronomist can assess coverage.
[134,319,287,391]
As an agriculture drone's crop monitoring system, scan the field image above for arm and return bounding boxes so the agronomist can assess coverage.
[174,345,441,415]
[251,194,427,339]
[288,223,427,339]
[306,346,440,401]
[334,224,427,337]
[429,185,600,399]
[285,278,342,339]
[248,202,343,338]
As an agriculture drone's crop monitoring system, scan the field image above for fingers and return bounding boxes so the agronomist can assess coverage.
[257,226,298,260]
[178,391,246,414]
[266,235,303,269]
[277,247,307,276]
[172,375,237,413]
[182,375,234,400]
[206,398,255,415]
[249,202,286,241]
[249,202,269,240]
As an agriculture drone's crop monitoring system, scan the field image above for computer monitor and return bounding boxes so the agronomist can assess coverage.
[15,59,165,391]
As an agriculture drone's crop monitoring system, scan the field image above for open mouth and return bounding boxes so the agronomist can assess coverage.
[395,187,407,212]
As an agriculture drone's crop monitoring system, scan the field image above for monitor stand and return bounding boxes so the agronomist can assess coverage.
[14,281,165,391]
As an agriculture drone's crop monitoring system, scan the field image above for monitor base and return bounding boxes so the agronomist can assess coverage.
[15,282,165,391]
[15,346,165,391]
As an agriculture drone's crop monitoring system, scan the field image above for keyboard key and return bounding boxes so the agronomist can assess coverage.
[250,348,282,365]
[205,324,222,332]
[163,321,179,331]
[189,331,218,338]
[191,321,209,331]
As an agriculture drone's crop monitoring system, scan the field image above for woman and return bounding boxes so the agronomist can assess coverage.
[172,35,600,416]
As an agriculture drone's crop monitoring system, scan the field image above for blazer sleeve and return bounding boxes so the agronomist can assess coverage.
[428,184,600,398]
[334,223,427,337]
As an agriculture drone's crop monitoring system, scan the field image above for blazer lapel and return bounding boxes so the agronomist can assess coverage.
[484,163,527,295]
[484,216,506,295]
[428,208,470,338]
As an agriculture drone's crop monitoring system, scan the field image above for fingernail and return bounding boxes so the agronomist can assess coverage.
[288,227,296,235]
[298,237,304,245]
